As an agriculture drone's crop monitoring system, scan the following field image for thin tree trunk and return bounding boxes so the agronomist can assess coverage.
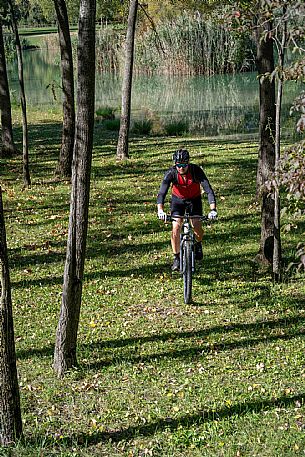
[53,0,96,377]
[273,83,282,281]
[255,19,276,264]
[8,0,31,187]
[273,15,287,282]
[0,187,23,445]
[54,0,75,178]
[0,21,16,158]
[116,0,138,160]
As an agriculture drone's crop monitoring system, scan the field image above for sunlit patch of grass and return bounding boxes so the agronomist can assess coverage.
[0,122,304,456]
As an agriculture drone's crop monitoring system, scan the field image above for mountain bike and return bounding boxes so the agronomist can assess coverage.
[167,213,209,304]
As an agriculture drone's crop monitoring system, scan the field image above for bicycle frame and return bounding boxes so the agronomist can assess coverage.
[179,213,195,274]
[167,213,208,303]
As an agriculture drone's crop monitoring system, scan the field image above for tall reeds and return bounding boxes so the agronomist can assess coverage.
[96,26,124,74]
[95,13,256,75]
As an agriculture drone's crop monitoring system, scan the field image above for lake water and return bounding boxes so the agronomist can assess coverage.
[7,47,301,137]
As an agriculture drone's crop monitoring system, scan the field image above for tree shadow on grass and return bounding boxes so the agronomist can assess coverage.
[26,391,305,447]
[16,312,305,362]
[10,258,172,288]
[86,392,305,444]
[83,325,305,372]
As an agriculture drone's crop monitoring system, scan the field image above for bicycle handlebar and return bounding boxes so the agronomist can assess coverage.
[166,214,210,222]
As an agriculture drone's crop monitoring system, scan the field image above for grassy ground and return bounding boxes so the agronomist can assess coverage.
[18,27,78,36]
[1,115,305,457]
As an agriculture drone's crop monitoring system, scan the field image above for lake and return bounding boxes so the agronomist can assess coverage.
[7,47,301,137]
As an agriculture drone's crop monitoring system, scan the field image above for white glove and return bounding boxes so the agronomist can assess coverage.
[208,209,218,220]
[158,209,167,221]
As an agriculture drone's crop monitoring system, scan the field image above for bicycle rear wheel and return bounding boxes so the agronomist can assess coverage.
[182,241,192,303]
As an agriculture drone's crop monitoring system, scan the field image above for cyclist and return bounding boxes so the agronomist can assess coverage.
[157,148,217,271]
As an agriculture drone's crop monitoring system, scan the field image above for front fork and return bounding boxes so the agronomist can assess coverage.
[180,233,195,273]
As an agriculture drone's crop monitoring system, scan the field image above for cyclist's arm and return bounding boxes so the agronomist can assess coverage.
[201,177,216,209]
[194,165,216,209]
[156,169,173,206]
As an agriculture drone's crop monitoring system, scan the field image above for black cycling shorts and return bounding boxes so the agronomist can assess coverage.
[170,195,203,217]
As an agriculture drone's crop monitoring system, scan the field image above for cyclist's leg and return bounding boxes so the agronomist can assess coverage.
[170,196,184,271]
[170,196,185,254]
[171,220,182,254]
[190,197,203,242]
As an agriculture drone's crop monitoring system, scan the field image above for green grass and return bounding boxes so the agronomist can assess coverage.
[0,117,305,456]
[18,26,78,36]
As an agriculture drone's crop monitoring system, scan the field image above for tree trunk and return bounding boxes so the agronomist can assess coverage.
[273,33,286,282]
[8,0,31,187]
[0,21,16,158]
[0,187,23,445]
[53,0,96,377]
[255,19,276,265]
[54,0,75,178]
[116,0,138,160]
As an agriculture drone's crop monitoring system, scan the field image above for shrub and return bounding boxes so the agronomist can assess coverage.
[163,119,189,136]
[277,142,305,216]
[96,106,116,120]
[131,119,153,135]
[4,34,29,60]
[267,141,305,272]
[102,118,120,131]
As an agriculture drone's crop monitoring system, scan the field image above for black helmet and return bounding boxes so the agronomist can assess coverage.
[173,148,189,163]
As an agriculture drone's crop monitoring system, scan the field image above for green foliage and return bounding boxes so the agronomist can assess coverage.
[163,119,190,136]
[95,105,116,120]
[96,0,129,23]
[131,118,153,135]
[143,0,215,24]
[3,33,17,61]
[266,141,305,271]
[278,142,305,216]
[4,33,33,58]
[20,1,51,26]
[102,117,120,131]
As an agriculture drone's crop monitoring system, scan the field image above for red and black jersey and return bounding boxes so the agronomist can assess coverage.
[172,169,201,200]
[157,163,216,206]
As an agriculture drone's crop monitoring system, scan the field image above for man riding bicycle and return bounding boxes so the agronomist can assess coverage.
[157,148,217,271]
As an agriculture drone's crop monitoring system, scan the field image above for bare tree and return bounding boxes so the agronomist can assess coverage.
[272,12,288,281]
[116,0,138,160]
[54,0,75,178]
[8,0,31,187]
[54,0,96,377]
[0,20,16,157]
[255,17,276,265]
[0,187,22,445]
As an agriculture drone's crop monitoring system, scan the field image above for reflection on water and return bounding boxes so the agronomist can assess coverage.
[7,47,301,136]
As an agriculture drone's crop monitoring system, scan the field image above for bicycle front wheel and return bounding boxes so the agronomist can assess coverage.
[182,241,192,304]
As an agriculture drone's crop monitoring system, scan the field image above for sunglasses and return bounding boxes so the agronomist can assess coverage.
[176,163,189,168]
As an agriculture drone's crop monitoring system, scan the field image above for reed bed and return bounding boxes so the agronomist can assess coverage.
[96,13,256,76]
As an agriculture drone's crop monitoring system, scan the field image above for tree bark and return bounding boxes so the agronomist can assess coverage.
[0,21,16,158]
[53,0,96,377]
[54,0,75,178]
[255,19,276,265]
[273,23,287,282]
[116,0,138,160]
[8,0,31,187]
[0,187,23,445]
